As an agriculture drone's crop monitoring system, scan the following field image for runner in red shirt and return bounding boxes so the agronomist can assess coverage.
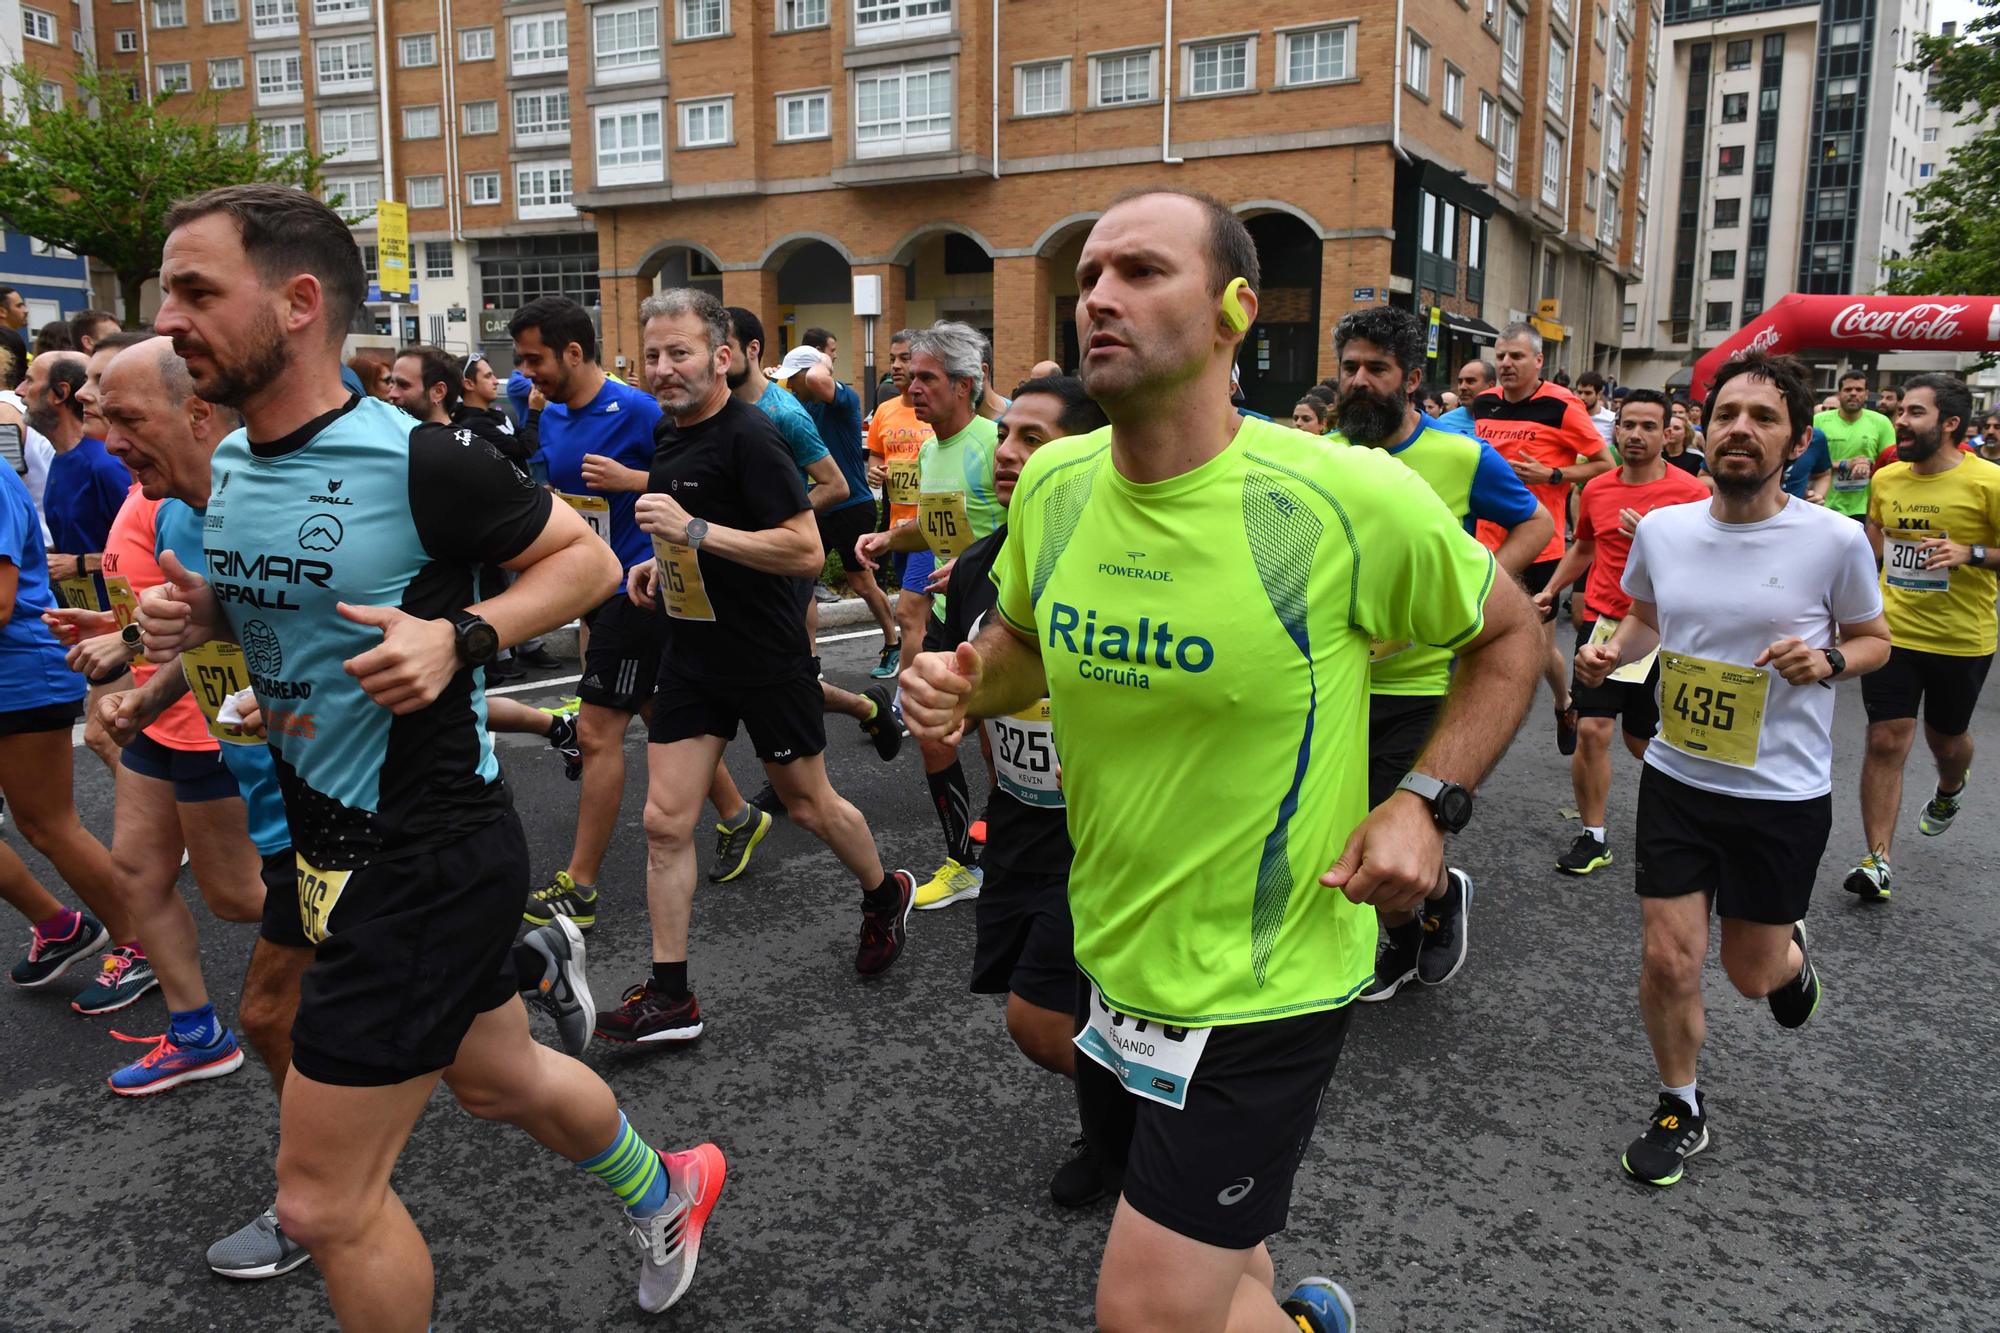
[1529,389,1707,877]
[1471,323,1615,754]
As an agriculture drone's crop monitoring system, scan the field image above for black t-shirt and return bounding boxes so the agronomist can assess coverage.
[1663,449,1705,477]
[453,403,531,471]
[942,525,1074,877]
[648,395,814,683]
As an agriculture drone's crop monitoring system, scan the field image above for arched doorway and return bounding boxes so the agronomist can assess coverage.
[1038,219,1095,375]
[900,228,995,348]
[772,239,852,359]
[649,246,723,299]
[1239,212,1324,417]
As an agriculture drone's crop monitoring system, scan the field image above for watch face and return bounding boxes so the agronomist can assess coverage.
[1439,787,1474,831]
[463,622,500,664]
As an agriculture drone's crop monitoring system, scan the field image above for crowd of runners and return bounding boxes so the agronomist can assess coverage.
[0,181,1990,1332]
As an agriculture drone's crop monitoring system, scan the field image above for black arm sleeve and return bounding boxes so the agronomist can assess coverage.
[408,422,555,564]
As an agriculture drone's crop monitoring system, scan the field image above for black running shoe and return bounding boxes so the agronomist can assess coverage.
[857,870,916,976]
[857,685,902,762]
[1767,922,1821,1029]
[749,780,785,821]
[1417,869,1472,986]
[522,871,597,930]
[1557,832,1613,876]
[516,645,564,670]
[1620,1092,1708,1186]
[1049,1137,1113,1208]
[1556,703,1580,756]
[709,807,772,884]
[1357,921,1422,1002]
[593,982,704,1046]
[547,712,583,781]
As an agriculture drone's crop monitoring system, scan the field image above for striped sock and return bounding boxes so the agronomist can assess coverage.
[578,1112,670,1217]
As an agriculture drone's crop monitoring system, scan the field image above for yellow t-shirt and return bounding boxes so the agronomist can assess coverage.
[1867,455,2000,656]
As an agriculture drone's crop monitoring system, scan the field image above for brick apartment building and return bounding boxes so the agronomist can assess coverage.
[1,0,98,324]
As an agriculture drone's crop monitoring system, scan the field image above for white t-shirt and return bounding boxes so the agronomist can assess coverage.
[1622,495,1882,800]
[0,390,52,546]
[1591,406,1617,451]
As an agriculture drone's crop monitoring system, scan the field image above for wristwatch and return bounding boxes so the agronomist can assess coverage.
[1972,544,1988,567]
[684,517,710,550]
[120,623,142,649]
[1395,772,1475,833]
[449,610,500,669]
[1818,645,1846,690]
[1550,467,1566,486]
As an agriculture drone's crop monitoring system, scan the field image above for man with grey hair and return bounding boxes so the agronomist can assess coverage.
[855,319,1004,911]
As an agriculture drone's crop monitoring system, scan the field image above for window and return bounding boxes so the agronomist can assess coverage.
[1444,65,1464,120]
[853,0,950,46]
[462,101,497,134]
[1634,211,1646,267]
[1713,197,1739,227]
[1484,0,1498,27]
[1281,25,1352,86]
[1721,92,1747,122]
[1718,144,1743,174]
[1818,187,1849,216]
[1710,249,1735,279]
[778,0,826,27]
[1016,61,1068,116]
[39,80,63,108]
[1922,126,1938,142]
[424,241,454,278]
[115,27,138,51]
[319,107,377,161]
[1552,0,1570,21]
[1590,84,1602,126]
[596,4,661,81]
[324,174,381,224]
[1546,37,1567,116]
[1596,3,1608,45]
[153,0,185,28]
[1638,147,1649,201]
[778,89,831,139]
[312,0,367,22]
[1584,167,1598,209]
[1496,109,1519,189]
[1830,20,1861,45]
[1606,107,1624,171]
[1600,182,1619,245]
[255,50,303,102]
[251,0,296,35]
[1919,162,1936,179]
[315,38,374,92]
[1406,32,1431,95]
[1822,133,1851,162]
[1644,78,1656,136]
[509,13,567,75]
[856,60,952,156]
[1705,301,1733,331]
[1746,245,1766,278]
[157,62,193,93]
[1542,128,1564,205]
[1623,301,1638,331]
[1810,242,1843,274]
[1759,87,1779,113]
[399,32,436,67]
[678,96,731,146]
[1093,49,1157,106]
[515,89,570,144]
[208,57,244,89]
[595,100,664,182]
[675,0,721,38]
[1501,7,1524,91]
[1750,194,1770,220]
[402,104,440,138]
[407,175,444,209]
[1762,32,1783,61]
[23,8,61,45]
[467,172,502,206]
[261,116,306,160]
[515,162,574,218]
[460,25,493,60]
[206,0,238,21]
[1724,38,1750,69]
[1187,37,1252,97]
[1478,92,1496,142]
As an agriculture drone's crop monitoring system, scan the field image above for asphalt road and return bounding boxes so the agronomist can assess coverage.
[3,620,1998,1332]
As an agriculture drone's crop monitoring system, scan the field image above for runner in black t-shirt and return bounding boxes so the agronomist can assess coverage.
[936,374,1115,1208]
[594,288,917,1047]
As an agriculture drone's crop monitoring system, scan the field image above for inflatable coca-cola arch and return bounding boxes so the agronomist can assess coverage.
[1688,294,2000,402]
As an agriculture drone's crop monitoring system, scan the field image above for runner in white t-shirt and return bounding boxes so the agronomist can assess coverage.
[1575,351,1890,1190]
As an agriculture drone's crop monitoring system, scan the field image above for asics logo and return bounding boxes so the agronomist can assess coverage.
[1217,1177,1254,1206]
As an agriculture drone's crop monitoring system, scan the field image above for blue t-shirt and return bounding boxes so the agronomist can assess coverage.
[755,381,831,484]
[539,376,662,588]
[1783,427,1833,500]
[1434,405,1479,439]
[157,497,289,856]
[44,437,132,555]
[1387,413,1543,535]
[200,394,553,866]
[0,465,84,711]
[804,383,872,514]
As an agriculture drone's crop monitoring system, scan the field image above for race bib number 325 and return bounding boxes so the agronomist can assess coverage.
[991,699,1062,809]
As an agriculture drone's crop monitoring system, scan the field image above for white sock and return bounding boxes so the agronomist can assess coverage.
[1583,824,1606,842]
[1661,1079,1699,1117]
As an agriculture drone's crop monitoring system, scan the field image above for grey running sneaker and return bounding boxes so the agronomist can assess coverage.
[207,1206,312,1280]
[523,916,594,1058]
[1358,921,1422,1002]
[1417,868,1473,986]
[709,807,772,884]
[631,1143,727,1313]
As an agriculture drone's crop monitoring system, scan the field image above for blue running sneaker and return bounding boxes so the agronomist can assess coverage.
[107,1029,245,1096]
[1281,1277,1357,1333]
[10,912,109,988]
[71,947,159,1015]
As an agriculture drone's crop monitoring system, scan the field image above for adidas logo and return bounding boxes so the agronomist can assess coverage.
[581,674,603,689]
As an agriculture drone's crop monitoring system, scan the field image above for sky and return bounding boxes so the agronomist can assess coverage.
[1934,0,1983,32]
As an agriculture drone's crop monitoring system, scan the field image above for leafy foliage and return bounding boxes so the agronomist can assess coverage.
[1890,10,2000,295]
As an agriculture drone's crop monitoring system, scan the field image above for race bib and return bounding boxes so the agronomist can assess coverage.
[887,457,921,507]
[991,699,1062,809]
[919,490,972,559]
[1073,985,1211,1111]
[652,536,716,622]
[560,491,612,543]
[1658,653,1769,769]
[1369,639,1412,663]
[53,573,104,613]
[1833,467,1869,492]
[1588,616,1659,685]
[295,856,353,945]
[1883,530,1950,593]
[180,641,261,745]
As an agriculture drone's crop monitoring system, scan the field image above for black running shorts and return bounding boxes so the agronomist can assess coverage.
[118,732,240,802]
[1522,557,1563,622]
[1860,645,1993,737]
[1633,765,1831,925]
[289,812,526,1087]
[579,593,669,714]
[817,501,878,574]
[970,868,1076,1013]
[1570,619,1661,740]
[0,698,81,737]
[258,847,308,949]
[1366,693,1442,808]
[648,663,826,764]
[1074,980,1353,1250]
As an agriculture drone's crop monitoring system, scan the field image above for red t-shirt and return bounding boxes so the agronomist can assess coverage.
[1471,381,1608,563]
[101,488,218,752]
[1572,465,1711,622]
[1873,440,1971,472]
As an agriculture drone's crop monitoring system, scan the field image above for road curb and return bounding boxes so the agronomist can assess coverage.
[526,596,879,661]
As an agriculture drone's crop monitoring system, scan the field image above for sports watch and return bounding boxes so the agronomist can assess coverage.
[450,610,500,668]
[1818,646,1846,690]
[1395,772,1475,833]
[684,518,710,550]
[1972,544,1988,568]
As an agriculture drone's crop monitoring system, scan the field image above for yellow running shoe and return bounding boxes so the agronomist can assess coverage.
[913,858,983,910]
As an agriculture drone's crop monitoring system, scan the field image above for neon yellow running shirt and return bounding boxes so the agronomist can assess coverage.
[993,417,1496,1026]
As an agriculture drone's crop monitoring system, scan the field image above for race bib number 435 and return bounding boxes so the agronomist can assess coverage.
[1658,653,1769,769]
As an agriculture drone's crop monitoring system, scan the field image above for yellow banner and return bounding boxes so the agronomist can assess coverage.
[376,201,410,299]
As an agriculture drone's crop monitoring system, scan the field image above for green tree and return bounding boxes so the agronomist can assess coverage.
[0,63,324,323]
[1890,12,2000,295]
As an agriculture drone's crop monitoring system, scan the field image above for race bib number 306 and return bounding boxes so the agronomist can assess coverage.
[1073,985,1210,1111]
[1884,530,1950,592]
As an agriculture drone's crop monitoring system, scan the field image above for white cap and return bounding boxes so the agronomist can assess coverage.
[766,346,825,382]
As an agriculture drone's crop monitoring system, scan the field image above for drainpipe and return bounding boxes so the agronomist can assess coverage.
[1161,0,1182,163]
[990,0,999,178]
[1391,0,1409,161]
[440,0,461,241]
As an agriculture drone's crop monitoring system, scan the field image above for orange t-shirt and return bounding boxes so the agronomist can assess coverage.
[1470,381,1608,562]
[101,488,218,752]
[866,395,935,527]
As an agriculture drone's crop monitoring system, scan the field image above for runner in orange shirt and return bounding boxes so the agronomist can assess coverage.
[1472,322,1615,754]
[863,329,936,682]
